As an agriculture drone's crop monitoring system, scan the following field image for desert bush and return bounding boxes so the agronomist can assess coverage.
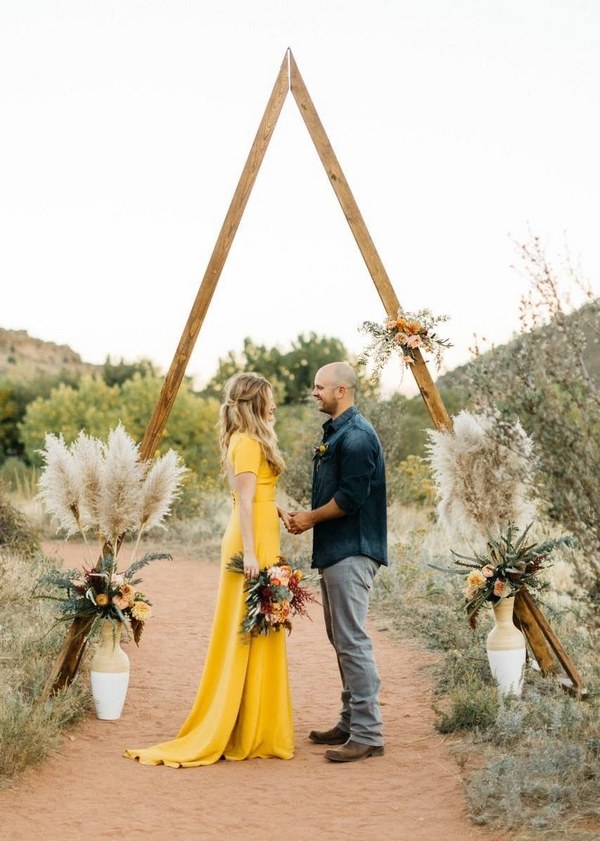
[0,549,89,786]
[0,489,39,557]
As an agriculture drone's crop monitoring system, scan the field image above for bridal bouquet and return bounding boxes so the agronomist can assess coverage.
[227,553,318,637]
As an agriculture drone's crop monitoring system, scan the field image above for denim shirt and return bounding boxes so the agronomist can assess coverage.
[311,406,388,569]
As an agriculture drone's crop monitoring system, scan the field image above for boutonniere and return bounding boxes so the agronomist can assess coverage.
[313,443,329,458]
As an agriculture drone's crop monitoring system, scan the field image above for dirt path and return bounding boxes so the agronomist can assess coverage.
[1,543,506,841]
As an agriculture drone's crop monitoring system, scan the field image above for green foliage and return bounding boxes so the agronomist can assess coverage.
[202,332,365,404]
[0,373,81,464]
[390,455,436,506]
[19,373,220,476]
[0,550,90,786]
[100,355,158,387]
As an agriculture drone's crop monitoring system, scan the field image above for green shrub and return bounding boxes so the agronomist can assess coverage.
[0,550,89,786]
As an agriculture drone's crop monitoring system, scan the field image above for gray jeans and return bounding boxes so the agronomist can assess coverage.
[320,555,383,746]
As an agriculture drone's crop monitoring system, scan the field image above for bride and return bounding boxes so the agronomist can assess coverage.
[124,372,294,766]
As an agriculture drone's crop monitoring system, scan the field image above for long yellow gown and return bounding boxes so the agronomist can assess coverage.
[124,432,294,766]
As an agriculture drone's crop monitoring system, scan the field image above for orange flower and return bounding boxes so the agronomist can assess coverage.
[119,584,136,605]
[112,595,129,610]
[405,320,422,334]
[493,579,508,597]
[95,593,109,607]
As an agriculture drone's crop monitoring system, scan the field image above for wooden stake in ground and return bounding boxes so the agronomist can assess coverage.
[45,48,584,697]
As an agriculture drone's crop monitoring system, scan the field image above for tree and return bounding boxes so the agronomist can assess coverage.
[202,332,354,404]
[101,356,158,387]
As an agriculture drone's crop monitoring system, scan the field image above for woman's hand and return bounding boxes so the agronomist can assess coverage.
[243,553,260,580]
[277,507,293,532]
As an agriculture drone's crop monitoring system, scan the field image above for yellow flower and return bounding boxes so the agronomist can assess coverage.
[465,570,487,598]
[131,601,152,621]
[466,570,487,588]
[95,593,109,607]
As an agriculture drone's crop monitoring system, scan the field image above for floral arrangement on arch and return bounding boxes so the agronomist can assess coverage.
[227,553,318,637]
[426,409,575,626]
[36,424,187,643]
[358,307,452,380]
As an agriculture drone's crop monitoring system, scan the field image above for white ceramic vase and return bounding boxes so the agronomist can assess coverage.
[486,596,526,697]
[90,620,130,720]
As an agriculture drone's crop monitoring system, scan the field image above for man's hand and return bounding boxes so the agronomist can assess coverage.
[288,510,315,535]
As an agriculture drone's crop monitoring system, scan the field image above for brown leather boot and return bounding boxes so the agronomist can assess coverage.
[324,740,384,762]
[308,725,349,745]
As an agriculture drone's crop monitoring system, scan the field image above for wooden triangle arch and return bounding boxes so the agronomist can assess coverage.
[43,49,584,698]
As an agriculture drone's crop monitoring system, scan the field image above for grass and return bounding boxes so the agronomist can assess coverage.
[0,548,90,788]
[372,504,600,839]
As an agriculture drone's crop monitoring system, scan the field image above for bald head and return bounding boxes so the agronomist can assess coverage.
[316,362,357,390]
[313,361,357,419]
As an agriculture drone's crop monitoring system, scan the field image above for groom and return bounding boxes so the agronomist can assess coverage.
[288,361,387,763]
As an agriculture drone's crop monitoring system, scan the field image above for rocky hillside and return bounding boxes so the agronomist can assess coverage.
[0,328,101,382]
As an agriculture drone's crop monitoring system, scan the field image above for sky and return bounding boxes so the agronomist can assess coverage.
[1,0,599,397]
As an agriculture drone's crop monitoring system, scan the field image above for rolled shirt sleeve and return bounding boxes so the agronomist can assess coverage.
[333,429,378,514]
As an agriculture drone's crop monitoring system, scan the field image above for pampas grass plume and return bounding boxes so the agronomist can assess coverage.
[139,449,187,532]
[37,434,82,535]
[69,431,103,531]
[427,410,536,545]
[97,424,146,542]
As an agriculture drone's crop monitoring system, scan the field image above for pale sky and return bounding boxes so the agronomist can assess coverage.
[1,0,599,396]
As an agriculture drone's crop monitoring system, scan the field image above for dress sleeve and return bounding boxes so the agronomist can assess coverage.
[230,435,263,476]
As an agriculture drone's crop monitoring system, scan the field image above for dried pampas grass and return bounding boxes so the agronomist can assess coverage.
[37,434,82,536]
[139,449,187,532]
[97,425,146,544]
[37,423,186,560]
[427,410,536,545]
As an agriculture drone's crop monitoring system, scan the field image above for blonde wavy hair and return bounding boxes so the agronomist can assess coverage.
[218,372,285,476]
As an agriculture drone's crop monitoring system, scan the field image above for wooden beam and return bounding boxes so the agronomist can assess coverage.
[288,52,452,431]
[516,587,585,694]
[513,588,558,676]
[140,52,290,461]
[39,616,94,701]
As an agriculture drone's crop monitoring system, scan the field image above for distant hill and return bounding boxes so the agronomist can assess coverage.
[0,328,101,383]
[436,300,600,393]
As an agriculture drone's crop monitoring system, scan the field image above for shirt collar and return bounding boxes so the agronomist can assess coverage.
[322,405,358,437]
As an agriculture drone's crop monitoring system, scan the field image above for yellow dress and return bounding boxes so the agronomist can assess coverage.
[124,432,294,766]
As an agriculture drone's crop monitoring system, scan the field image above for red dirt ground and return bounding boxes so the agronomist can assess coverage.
[1,542,508,841]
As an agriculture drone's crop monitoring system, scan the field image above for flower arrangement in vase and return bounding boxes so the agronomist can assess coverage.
[427,409,574,696]
[36,424,186,718]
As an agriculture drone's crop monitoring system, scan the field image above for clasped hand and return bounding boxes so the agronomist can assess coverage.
[286,511,314,535]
